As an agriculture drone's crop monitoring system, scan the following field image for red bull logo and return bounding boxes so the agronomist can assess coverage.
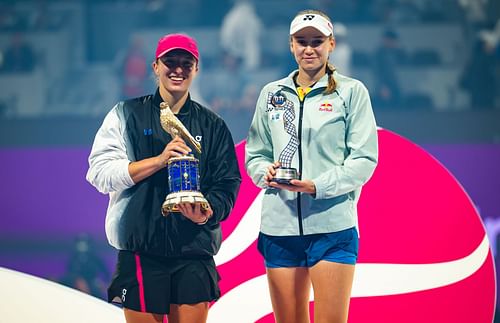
[319,102,333,112]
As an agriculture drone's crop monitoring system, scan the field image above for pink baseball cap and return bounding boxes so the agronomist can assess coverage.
[155,33,199,61]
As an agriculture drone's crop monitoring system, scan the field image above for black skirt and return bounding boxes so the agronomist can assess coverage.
[108,250,220,315]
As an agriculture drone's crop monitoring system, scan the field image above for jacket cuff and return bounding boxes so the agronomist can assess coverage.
[312,176,330,200]
[118,159,135,189]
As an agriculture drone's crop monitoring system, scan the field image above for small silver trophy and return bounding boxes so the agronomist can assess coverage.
[268,91,299,185]
[159,102,209,215]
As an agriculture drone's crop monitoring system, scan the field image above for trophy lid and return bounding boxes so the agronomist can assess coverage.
[168,155,198,164]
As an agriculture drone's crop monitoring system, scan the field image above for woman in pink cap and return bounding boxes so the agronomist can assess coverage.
[246,10,378,323]
[87,33,241,323]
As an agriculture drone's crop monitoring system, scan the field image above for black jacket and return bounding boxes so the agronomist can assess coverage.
[89,89,241,257]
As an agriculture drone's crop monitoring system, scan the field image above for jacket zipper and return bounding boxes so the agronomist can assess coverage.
[297,98,305,236]
[281,85,324,236]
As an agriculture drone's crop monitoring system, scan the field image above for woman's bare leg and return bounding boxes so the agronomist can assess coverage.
[309,261,355,323]
[167,302,209,323]
[266,267,311,323]
[124,308,163,323]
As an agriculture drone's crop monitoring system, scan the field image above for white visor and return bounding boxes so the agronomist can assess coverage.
[290,13,333,36]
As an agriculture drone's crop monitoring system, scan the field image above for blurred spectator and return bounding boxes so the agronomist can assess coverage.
[459,30,498,109]
[198,48,257,142]
[0,4,23,31]
[312,0,375,23]
[27,0,65,31]
[376,0,421,24]
[480,19,500,45]
[221,81,258,143]
[220,0,262,71]
[114,35,150,99]
[200,50,248,112]
[329,22,352,76]
[189,75,211,108]
[60,234,110,299]
[0,33,37,73]
[458,0,488,25]
[372,29,407,109]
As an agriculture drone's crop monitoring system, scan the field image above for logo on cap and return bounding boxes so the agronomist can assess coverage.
[290,13,333,36]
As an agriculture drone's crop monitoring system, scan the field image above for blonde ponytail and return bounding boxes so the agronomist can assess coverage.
[324,63,337,94]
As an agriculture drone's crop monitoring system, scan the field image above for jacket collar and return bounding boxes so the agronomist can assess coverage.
[279,70,331,92]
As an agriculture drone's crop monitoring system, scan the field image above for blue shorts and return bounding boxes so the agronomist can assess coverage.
[257,227,359,268]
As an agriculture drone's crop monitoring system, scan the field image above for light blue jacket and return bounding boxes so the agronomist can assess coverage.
[245,71,378,236]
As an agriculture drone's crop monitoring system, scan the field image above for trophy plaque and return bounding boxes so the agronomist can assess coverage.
[273,167,299,185]
[159,102,209,215]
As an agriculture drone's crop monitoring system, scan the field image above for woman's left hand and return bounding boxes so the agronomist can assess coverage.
[269,179,316,195]
[177,202,213,224]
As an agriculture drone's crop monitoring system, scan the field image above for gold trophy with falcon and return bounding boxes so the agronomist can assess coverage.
[159,102,209,215]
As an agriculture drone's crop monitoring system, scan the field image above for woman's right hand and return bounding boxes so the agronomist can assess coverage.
[263,161,281,186]
[157,136,192,167]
